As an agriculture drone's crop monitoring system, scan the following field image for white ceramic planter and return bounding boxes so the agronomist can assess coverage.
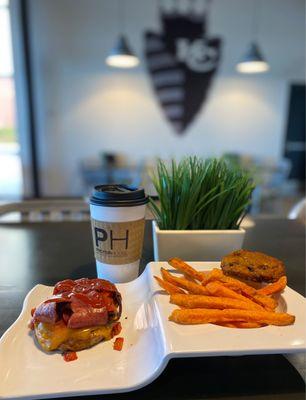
[152,220,245,261]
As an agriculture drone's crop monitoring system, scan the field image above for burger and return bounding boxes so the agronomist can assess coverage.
[29,278,122,355]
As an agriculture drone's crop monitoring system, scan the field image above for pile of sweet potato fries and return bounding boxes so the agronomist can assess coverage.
[154,258,295,328]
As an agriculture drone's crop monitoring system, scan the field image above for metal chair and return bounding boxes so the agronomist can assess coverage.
[288,198,306,224]
[0,199,90,223]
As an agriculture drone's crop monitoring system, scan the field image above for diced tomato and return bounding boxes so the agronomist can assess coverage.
[111,322,122,338]
[113,337,124,351]
[31,307,36,316]
[62,351,78,362]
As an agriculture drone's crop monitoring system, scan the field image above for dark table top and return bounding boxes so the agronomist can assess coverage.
[0,218,305,399]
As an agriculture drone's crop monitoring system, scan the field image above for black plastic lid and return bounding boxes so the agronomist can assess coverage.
[90,184,149,207]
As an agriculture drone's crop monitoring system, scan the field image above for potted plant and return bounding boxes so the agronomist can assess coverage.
[149,157,255,261]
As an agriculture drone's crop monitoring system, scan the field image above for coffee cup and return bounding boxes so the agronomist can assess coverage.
[89,184,148,283]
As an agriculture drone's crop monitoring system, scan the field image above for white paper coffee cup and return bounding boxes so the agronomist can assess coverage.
[89,185,148,283]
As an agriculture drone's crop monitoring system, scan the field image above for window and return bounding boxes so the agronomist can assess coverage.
[0,0,22,198]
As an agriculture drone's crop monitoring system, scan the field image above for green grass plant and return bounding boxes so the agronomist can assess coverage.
[149,157,255,230]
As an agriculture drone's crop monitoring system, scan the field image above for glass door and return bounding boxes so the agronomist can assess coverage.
[0,0,22,199]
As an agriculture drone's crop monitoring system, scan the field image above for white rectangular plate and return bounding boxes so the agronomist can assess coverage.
[0,262,305,399]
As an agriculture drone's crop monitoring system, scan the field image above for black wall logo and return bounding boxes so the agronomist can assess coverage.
[144,6,222,134]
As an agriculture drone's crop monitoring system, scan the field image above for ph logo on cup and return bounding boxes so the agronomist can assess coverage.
[94,227,129,250]
[92,219,144,264]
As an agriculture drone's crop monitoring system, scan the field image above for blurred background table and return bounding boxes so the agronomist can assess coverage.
[0,218,305,400]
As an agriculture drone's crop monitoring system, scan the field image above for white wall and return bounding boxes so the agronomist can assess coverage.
[27,0,305,196]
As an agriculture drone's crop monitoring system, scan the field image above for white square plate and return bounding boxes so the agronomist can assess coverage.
[0,262,305,399]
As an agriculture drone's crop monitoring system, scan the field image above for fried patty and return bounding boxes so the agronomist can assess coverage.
[221,249,286,283]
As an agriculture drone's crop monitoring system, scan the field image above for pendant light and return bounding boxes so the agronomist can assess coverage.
[236,42,269,73]
[106,35,139,68]
[106,1,139,68]
[236,0,269,74]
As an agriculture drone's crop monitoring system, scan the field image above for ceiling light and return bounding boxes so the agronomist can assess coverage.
[106,35,139,69]
[236,42,269,74]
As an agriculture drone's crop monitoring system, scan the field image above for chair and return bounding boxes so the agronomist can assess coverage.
[0,199,90,223]
[80,157,144,197]
[248,158,292,215]
[288,198,306,223]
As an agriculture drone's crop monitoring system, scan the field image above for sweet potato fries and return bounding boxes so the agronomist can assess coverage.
[154,258,295,328]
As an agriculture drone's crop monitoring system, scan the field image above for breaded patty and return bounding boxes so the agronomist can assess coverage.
[221,249,286,283]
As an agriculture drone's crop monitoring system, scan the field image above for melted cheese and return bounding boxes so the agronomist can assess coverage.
[35,322,113,352]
